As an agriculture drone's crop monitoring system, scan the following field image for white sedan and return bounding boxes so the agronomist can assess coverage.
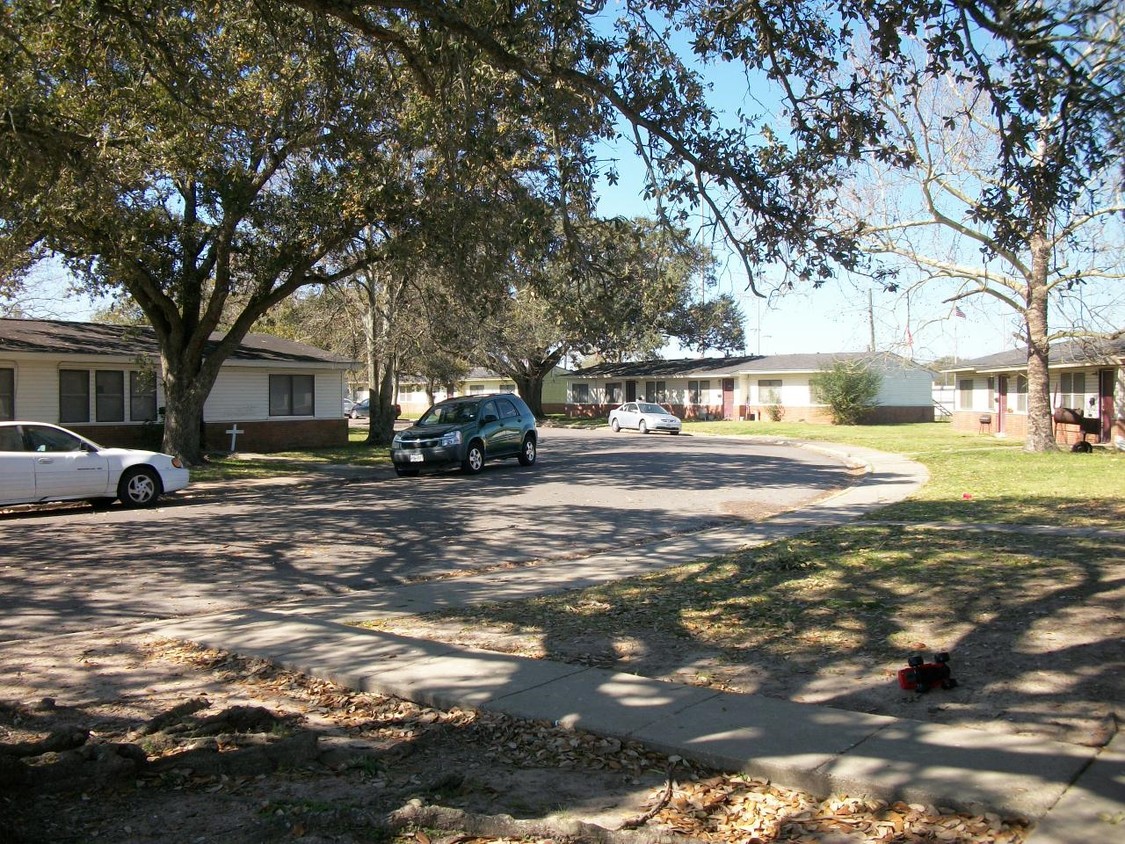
[0,421,190,509]
[608,402,682,435]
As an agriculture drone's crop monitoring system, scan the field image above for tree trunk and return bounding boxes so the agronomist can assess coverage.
[368,360,398,445]
[160,353,218,465]
[1023,229,1056,453]
[514,374,545,418]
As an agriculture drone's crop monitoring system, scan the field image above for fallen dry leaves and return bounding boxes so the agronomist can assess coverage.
[160,642,1031,844]
[642,776,1028,842]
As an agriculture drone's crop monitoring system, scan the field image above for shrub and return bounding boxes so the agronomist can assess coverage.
[809,361,882,425]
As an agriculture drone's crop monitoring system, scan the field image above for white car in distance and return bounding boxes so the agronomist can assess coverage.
[0,421,190,509]
[608,402,683,435]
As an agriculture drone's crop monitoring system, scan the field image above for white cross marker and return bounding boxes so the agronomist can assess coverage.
[225,424,244,453]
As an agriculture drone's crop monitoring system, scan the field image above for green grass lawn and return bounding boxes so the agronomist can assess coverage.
[685,420,1124,527]
[190,428,391,482]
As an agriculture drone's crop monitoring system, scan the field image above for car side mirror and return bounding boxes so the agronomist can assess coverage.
[482,413,498,424]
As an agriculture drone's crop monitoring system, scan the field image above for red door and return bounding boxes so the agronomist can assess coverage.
[722,379,735,420]
[1099,369,1114,442]
[996,376,1008,433]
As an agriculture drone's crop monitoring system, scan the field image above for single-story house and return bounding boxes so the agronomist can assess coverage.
[566,352,935,423]
[0,318,353,452]
[396,366,571,417]
[941,337,1125,444]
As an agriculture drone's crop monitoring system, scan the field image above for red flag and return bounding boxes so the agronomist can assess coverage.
[953,306,966,319]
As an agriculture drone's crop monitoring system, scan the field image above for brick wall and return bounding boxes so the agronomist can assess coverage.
[202,419,349,453]
[71,419,349,453]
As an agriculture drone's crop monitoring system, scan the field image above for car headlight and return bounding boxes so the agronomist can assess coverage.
[392,433,404,447]
[440,430,462,447]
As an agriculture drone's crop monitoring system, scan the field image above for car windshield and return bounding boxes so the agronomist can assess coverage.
[637,403,666,414]
[418,402,478,426]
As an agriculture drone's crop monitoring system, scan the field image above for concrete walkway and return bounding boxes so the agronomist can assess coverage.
[161,442,1121,838]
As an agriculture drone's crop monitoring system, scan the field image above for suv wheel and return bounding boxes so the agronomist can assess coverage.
[461,441,485,474]
[518,435,537,466]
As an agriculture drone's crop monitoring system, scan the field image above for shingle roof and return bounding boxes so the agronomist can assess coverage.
[574,351,921,379]
[0,318,352,365]
[943,337,1125,373]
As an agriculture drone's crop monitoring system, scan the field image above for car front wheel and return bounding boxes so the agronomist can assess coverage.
[518,435,537,466]
[638,420,648,434]
[461,441,485,474]
[118,467,161,508]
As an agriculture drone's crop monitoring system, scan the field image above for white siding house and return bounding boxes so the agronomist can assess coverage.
[942,338,1125,444]
[0,318,353,452]
[567,352,935,423]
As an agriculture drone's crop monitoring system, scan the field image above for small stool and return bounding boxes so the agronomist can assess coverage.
[978,414,992,433]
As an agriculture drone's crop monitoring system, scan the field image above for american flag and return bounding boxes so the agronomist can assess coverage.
[953,305,966,319]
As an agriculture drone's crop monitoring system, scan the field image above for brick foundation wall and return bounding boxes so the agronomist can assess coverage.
[70,424,165,451]
[71,419,349,453]
[203,419,349,453]
[952,410,1114,444]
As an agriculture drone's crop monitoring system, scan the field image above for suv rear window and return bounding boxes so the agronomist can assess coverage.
[419,401,479,425]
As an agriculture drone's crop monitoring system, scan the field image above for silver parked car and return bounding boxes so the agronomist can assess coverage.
[0,421,190,508]
[608,401,682,435]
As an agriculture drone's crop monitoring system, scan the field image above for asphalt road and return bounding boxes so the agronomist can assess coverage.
[0,427,856,642]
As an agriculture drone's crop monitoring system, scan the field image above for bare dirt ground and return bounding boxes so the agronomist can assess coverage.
[2,627,1035,844]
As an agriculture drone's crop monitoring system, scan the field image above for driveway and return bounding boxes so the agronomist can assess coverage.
[0,427,858,642]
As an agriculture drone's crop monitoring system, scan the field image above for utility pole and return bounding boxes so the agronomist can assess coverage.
[868,290,876,352]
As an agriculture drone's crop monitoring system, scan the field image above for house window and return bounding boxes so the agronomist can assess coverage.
[59,369,90,423]
[758,379,782,403]
[0,368,12,421]
[1060,372,1086,410]
[645,381,666,402]
[468,384,485,395]
[95,370,125,422]
[130,371,158,422]
[269,374,315,416]
[1013,375,1028,412]
[689,380,710,404]
[958,378,974,410]
[499,383,516,393]
[572,383,590,403]
[606,382,621,404]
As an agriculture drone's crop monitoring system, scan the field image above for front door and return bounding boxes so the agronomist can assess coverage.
[722,379,734,420]
[996,376,1008,434]
[625,381,637,402]
[1099,369,1114,442]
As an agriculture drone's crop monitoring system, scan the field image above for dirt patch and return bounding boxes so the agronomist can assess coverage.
[1,634,1032,843]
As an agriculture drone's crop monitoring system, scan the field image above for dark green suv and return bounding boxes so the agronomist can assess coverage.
[391,393,538,477]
